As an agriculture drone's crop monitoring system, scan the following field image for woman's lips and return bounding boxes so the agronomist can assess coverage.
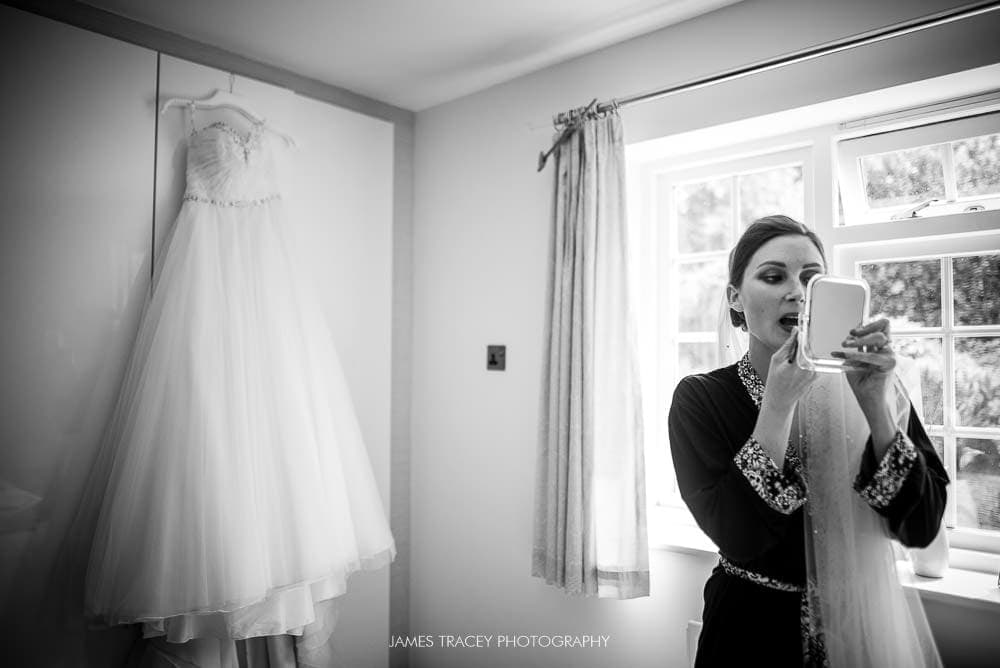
[779,313,799,331]
[779,314,799,326]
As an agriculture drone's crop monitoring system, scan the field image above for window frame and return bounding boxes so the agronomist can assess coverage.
[836,109,1000,226]
[837,233,1000,555]
[630,100,1000,563]
[635,143,812,538]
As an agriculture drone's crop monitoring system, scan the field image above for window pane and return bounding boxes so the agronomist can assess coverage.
[953,254,1000,326]
[860,145,946,209]
[738,165,804,230]
[860,260,941,328]
[677,259,727,332]
[954,133,1000,198]
[894,337,943,426]
[955,337,1000,429]
[677,342,715,379]
[675,178,732,253]
[956,437,1000,531]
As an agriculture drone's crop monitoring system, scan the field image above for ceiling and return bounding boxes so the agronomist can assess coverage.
[81,0,742,111]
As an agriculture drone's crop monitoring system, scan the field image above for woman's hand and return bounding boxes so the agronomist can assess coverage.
[752,328,817,468]
[831,318,899,457]
[761,327,817,413]
[832,318,896,414]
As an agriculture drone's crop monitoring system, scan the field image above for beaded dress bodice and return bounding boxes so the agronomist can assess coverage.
[183,121,280,207]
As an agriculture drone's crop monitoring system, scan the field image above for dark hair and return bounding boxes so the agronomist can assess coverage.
[728,215,826,328]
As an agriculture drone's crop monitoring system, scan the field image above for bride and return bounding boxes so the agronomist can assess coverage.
[668,215,947,666]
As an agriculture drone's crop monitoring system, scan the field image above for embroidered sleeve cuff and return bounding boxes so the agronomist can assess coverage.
[734,437,806,515]
[853,431,918,510]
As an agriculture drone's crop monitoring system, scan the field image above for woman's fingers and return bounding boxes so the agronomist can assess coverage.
[842,331,891,350]
[848,317,891,338]
[772,327,799,364]
[843,318,892,351]
[830,349,896,372]
[778,326,798,350]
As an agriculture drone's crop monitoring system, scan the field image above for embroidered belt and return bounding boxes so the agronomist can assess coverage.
[717,555,828,667]
[718,555,804,592]
[182,193,281,208]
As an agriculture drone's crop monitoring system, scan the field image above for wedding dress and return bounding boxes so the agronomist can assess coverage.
[84,108,395,651]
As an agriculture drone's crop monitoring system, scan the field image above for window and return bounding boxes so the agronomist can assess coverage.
[669,157,806,380]
[835,101,1000,555]
[629,88,1000,558]
[840,237,1000,553]
[837,110,1000,225]
[634,146,809,511]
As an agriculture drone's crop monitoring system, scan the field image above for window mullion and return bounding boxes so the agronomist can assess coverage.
[941,256,958,528]
[727,174,740,369]
[940,141,958,202]
[660,177,678,506]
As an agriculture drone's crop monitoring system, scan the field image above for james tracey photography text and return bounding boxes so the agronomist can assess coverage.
[388,634,611,649]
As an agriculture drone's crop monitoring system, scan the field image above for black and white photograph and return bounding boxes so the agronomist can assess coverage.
[1,1,998,666]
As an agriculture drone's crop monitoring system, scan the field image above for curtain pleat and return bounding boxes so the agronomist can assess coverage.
[533,113,649,598]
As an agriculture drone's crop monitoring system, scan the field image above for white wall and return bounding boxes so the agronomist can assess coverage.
[0,6,156,663]
[410,1,1000,666]
[0,6,395,665]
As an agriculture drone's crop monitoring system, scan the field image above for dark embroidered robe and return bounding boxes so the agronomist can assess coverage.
[668,355,948,667]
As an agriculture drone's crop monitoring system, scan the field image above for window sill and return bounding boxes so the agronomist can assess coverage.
[897,561,1000,612]
[647,505,717,557]
[649,521,718,557]
[649,518,1000,612]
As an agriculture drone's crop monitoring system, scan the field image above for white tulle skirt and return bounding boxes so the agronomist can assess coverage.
[84,197,395,644]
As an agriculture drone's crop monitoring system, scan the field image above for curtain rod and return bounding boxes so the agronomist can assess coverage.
[539,0,1000,170]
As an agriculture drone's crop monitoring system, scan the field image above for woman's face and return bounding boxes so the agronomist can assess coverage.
[728,234,826,354]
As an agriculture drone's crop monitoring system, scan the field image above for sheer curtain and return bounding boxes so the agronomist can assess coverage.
[532,111,649,598]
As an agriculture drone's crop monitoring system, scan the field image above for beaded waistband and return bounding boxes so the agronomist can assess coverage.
[182,193,281,208]
[718,555,826,665]
[718,555,805,593]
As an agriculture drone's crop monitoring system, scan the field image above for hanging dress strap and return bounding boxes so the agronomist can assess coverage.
[186,101,197,137]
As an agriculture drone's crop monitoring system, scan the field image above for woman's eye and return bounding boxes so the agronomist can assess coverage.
[761,273,783,283]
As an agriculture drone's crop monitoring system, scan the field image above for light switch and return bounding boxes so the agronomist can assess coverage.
[487,345,506,371]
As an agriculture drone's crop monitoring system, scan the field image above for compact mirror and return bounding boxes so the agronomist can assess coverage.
[797,275,870,372]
